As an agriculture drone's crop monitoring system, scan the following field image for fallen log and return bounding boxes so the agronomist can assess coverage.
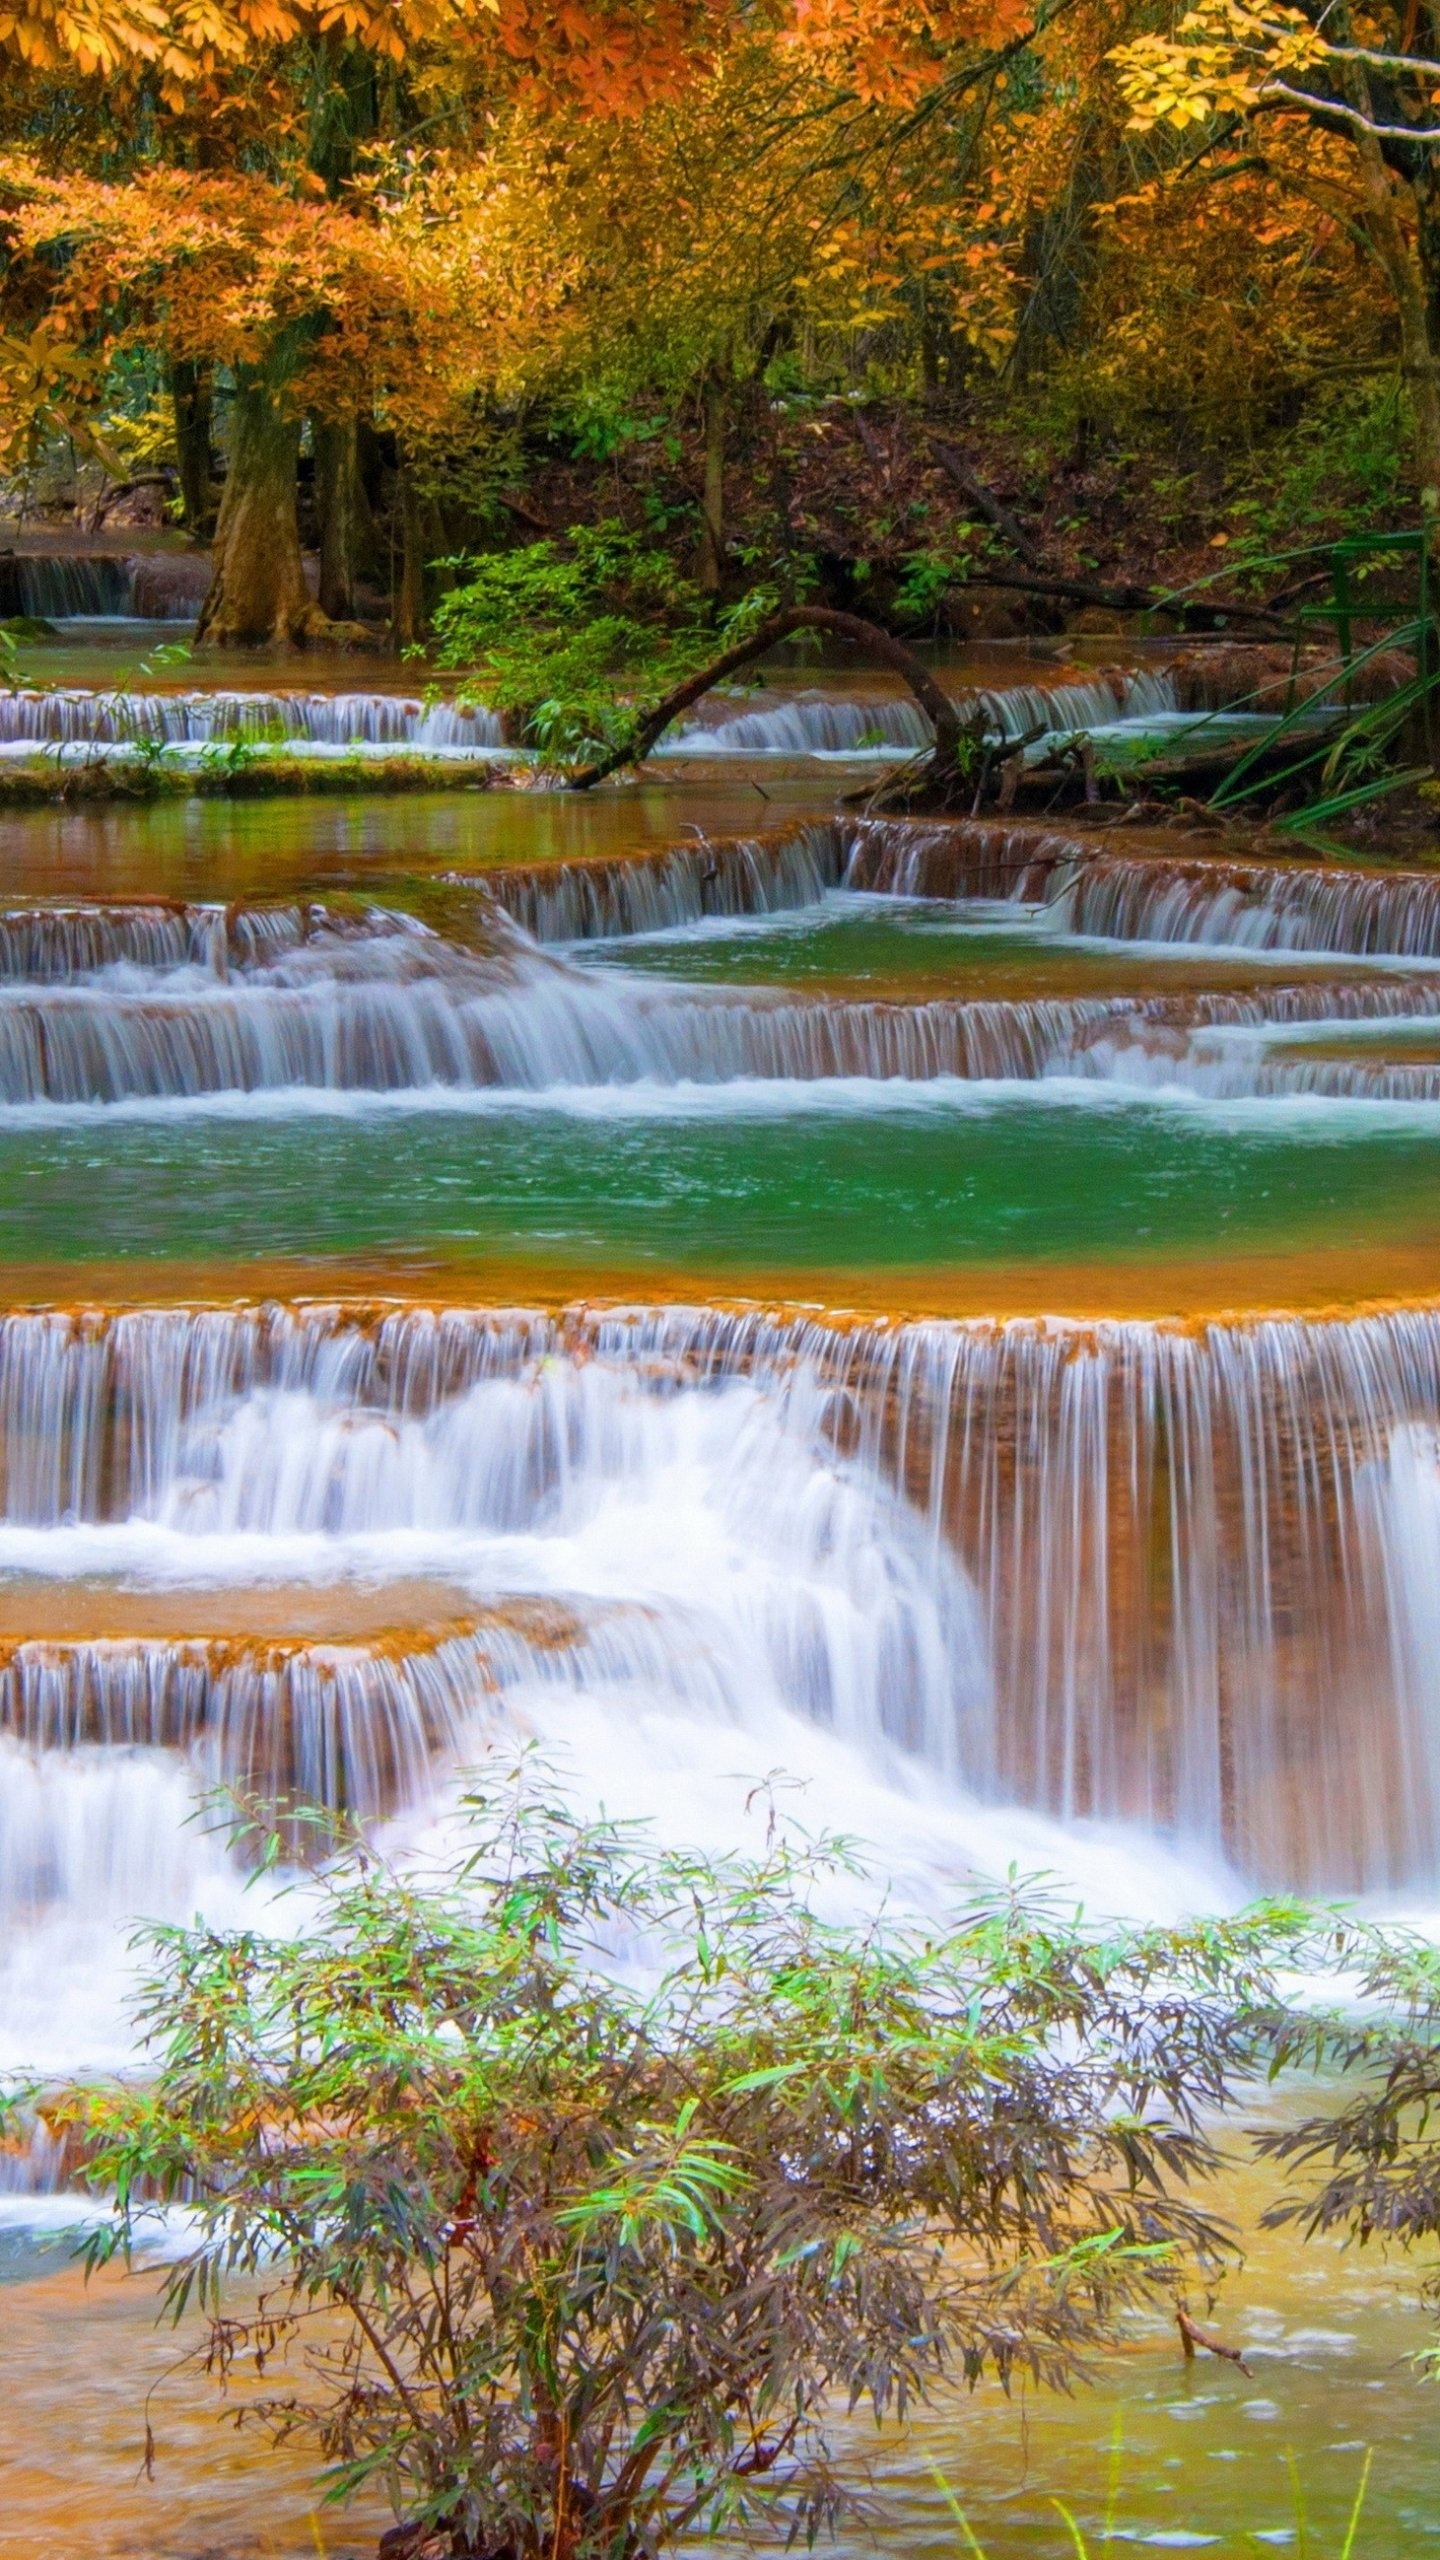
[926,435,1047,571]
[963,566,1294,635]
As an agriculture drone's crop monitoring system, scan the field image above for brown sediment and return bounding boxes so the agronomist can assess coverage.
[724,954,1440,1004]
[1169,641,1417,711]
[0,1585,585,1650]
[2,1233,1440,1325]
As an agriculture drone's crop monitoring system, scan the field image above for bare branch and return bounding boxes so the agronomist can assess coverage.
[1260,77,1440,139]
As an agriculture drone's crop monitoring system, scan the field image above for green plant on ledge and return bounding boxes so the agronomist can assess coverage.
[428,522,768,766]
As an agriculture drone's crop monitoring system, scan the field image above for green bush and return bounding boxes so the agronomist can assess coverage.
[45,1767,1307,2560]
[428,523,775,765]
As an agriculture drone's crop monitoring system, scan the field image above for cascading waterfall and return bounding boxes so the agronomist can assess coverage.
[663,689,934,754]
[477,817,1440,960]
[0,1629,500,1816]
[2,1300,1440,1916]
[464,825,847,943]
[470,820,1076,944]
[0,668,1177,767]
[0,898,351,979]
[13,822,1440,2084]
[0,555,134,620]
[12,877,1440,1102]
[976,667,1177,742]
[1049,853,1440,956]
[663,669,1178,755]
[0,688,505,754]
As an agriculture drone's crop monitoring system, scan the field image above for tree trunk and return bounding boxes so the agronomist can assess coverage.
[1351,92,1440,540]
[696,376,727,595]
[314,414,360,622]
[196,381,316,647]
[170,360,216,537]
[392,459,428,646]
[570,604,967,790]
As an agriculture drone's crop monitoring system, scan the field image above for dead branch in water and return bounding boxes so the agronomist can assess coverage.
[1177,2305,1254,2375]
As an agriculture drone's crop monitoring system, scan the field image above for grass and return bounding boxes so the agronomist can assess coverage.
[928,2441,1375,2559]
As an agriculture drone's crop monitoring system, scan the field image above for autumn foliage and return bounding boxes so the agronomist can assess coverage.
[0,0,1426,637]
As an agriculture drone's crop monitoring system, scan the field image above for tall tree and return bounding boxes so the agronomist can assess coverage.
[1114,0,1440,530]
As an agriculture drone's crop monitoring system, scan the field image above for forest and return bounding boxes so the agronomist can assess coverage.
[0,0,1425,665]
[11,7,1440,2560]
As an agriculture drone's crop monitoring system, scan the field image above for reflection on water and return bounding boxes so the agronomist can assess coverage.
[872,2110,1438,2560]
[0,779,847,902]
[1,2114,1434,2560]
[0,2256,387,2558]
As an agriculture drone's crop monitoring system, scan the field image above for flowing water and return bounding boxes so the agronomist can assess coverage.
[7,655,1440,2555]
[0,636,1275,772]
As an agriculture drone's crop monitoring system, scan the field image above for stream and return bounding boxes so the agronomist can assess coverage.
[2,628,1440,2557]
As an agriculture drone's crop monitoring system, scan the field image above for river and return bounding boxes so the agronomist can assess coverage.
[2,630,1439,2557]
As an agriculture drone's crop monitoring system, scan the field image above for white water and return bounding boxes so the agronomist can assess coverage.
[0,671,1182,770]
[10,872,1440,1107]
[0,557,133,619]
[477,819,1440,962]
[12,819,1440,2096]
[0,689,504,750]
[1049,855,1440,957]
[663,670,1180,756]
[1,1291,1439,2049]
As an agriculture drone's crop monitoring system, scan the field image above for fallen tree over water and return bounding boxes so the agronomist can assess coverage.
[569,601,970,792]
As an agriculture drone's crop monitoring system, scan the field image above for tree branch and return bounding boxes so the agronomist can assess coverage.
[926,436,1046,570]
[1177,2306,1254,2375]
[957,566,1294,632]
[1314,36,1440,78]
[1260,78,1440,141]
[568,606,965,789]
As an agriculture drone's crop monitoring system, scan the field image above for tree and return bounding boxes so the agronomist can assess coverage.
[47,1769,1297,2558]
[1113,0,1440,538]
[467,8,1074,593]
[0,162,406,640]
[1260,1922,1440,2357]
[0,0,728,642]
[428,527,971,784]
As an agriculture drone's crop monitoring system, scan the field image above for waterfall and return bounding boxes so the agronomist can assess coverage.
[458,827,847,943]
[0,1630,501,1817]
[474,819,1440,968]
[976,667,1177,741]
[841,818,1083,900]
[663,669,1178,755]
[665,689,934,754]
[10,884,1440,1103]
[0,898,338,979]
[2,1299,1440,1896]
[0,674,1176,764]
[1066,1024,1440,1101]
[0,556,133,620]
[472,821,1077,944]
[1049,854,1440,956]
[0,689,504,752]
